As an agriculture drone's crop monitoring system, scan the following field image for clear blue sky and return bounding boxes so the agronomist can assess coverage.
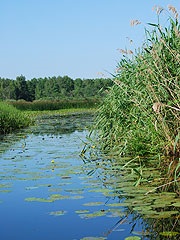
[0,0,179,80]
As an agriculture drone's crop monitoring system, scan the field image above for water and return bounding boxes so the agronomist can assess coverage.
[0,114,178,240]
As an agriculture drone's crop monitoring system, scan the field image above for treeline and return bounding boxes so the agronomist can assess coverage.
[0,75,113,101]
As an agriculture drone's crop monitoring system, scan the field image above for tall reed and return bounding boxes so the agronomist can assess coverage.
[94,7,180,158]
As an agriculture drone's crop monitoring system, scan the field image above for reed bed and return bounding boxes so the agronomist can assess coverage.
[94,7,180,160]
[0,101,33,134]
[8,98,100,111]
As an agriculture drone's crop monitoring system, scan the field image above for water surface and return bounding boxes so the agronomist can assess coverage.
[0,114,178,240]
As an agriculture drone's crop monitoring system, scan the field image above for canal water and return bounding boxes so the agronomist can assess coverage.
[0,114,179,240]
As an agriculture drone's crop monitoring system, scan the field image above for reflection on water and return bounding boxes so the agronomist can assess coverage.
[0,114,179,240]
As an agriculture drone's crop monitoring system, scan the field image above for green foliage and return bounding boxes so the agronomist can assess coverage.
[15,75,30,101]
[0,75,113,101]
[7,99,100,111]
[0,101,33,134]
[0,78,16,99]
[94,10,180,158]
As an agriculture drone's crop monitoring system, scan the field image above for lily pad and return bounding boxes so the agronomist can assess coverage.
[75,210,89,214]
[70,195,84,199]
[79,210,106,219]
[64,188,84,194]
[124,237,141,240]
[49,210,67,216]
[83,202,104,206]
[49,194,69,201]
[25,197,53,203]
[0,189,12,193]
[80,237,106,240]
[88,188,112,194]
[107,202,131,207]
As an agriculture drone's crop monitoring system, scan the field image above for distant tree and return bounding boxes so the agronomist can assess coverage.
[27,78,37,101]
[0,78,16,100]
[35,78,45,100]
[61,76,74,96]
[74,78,83,97]
[0,75,113,101]
[15,75,30,100]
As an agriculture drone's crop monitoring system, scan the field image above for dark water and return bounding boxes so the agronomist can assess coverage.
[0,114,178,240]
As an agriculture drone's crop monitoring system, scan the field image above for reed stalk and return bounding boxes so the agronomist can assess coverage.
[94,7,180,160]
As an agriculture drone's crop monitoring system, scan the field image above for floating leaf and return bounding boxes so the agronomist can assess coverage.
[64,188,84,194]
[48,188,62,192]
[80,210,106,219]
[0,189,11,193]
[70,195,84,199]
[80,237,107,240]
[124,237,141,240]
[75,210,89,214]
[88,188,112,194]
[50,194,69,201]
[49,210,67,216]
[108,202,131,207]
[0,184,12,188]
[25,197,53,203]
[83,202,104,206]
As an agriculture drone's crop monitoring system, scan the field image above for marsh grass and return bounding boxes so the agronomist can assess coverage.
[93,7,180,179]
[0,101,33,134]
[8,98,100,111]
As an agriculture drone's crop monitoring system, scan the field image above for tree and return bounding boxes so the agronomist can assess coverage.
[15,75,30,101]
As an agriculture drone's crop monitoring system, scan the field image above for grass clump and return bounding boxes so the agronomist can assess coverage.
[0,101,33,134]
[94,6,180,158]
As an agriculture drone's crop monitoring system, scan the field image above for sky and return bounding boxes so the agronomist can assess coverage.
[0,0,179,80]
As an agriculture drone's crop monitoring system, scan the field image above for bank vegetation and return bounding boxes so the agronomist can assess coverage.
[93,6,180,180]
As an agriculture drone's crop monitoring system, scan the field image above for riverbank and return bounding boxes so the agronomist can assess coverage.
[0,100,96,134]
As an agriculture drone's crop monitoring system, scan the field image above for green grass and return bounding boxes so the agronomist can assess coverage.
[0,101,33,134]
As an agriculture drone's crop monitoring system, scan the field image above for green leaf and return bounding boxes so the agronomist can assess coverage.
[49,210,67,216]
[124,237,141,240]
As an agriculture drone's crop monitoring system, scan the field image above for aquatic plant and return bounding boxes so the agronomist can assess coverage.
[0,101,33,134]
[94,6,180,159]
